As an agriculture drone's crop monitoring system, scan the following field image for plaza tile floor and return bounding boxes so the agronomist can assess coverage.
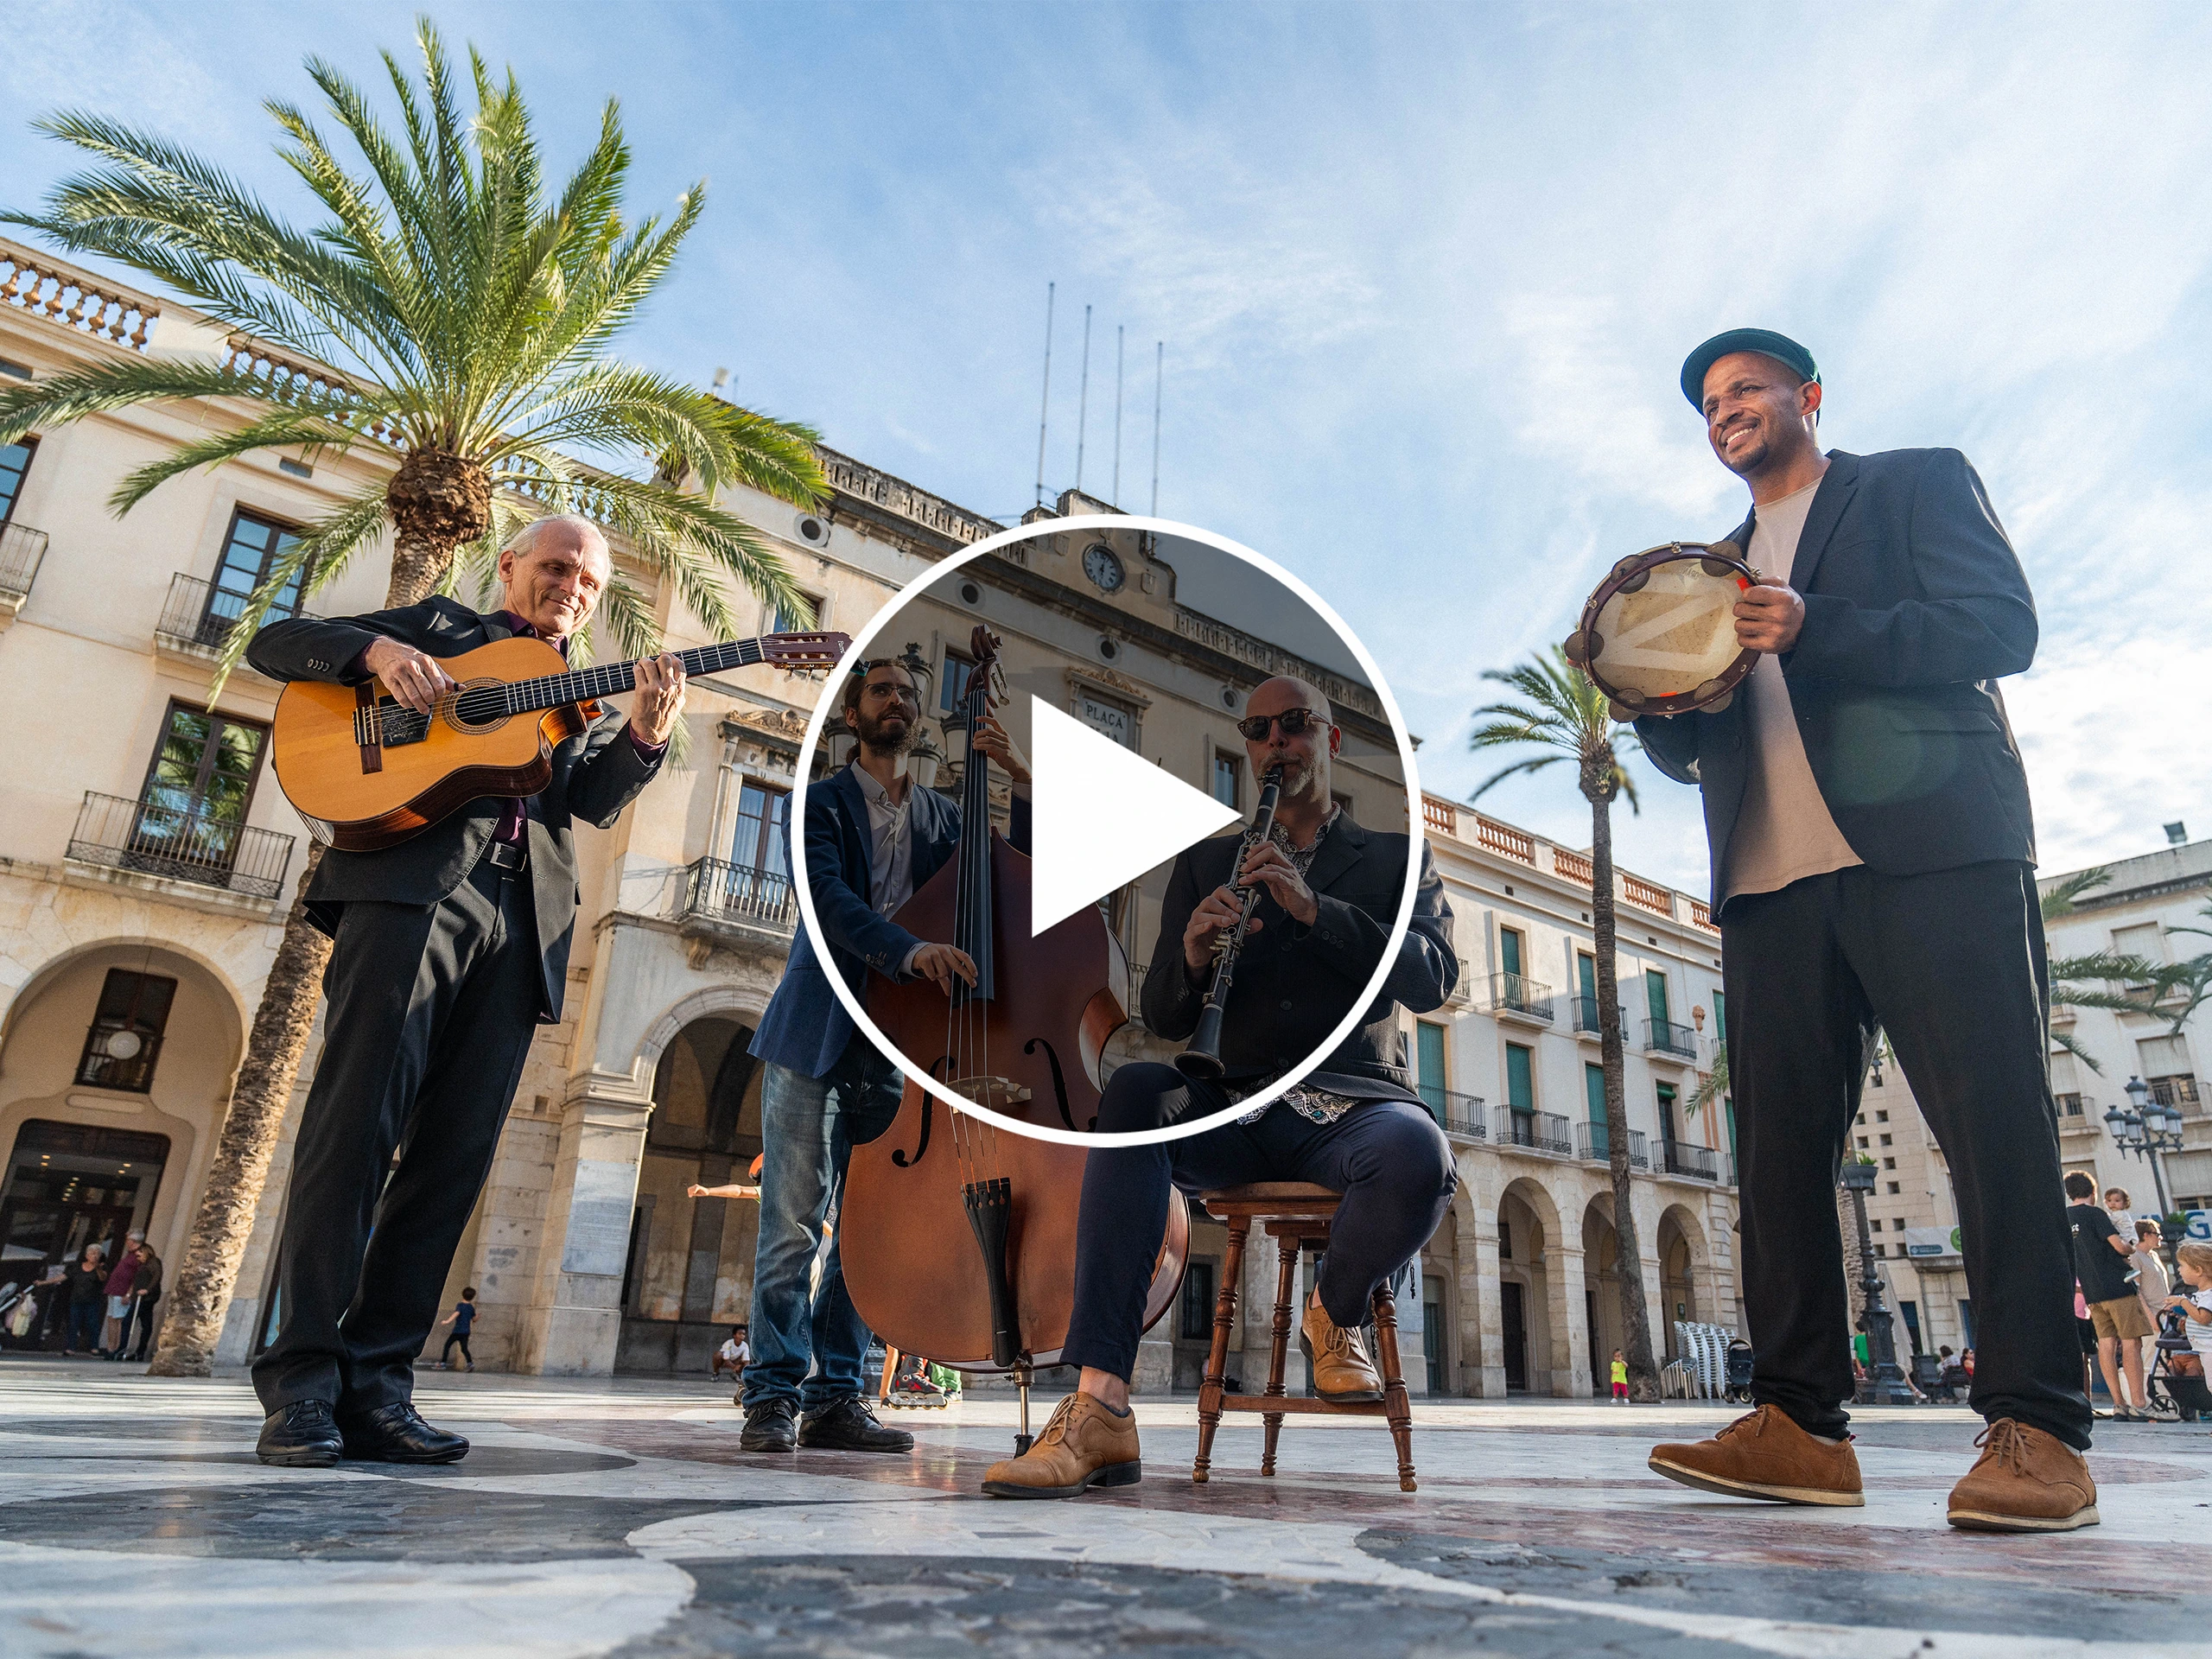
[3,1359,2208,1656]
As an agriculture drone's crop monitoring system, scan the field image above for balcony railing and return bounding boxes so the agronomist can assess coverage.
[2150,1074,2203,1117]
[678,856,798,933]
[1662,1139,1719,1180]
[1577,1121,1649,1170]
[1644,1018,1700,1059]
[1499,1109,1572,1156]
[1446,957,1472,1007]
[67,791,296,899]
[1435,1090,1486,1140]
[1572,995,1631,1037]
[0,520,47,601]
[156,571,318,655]
[1487,972,1554,1022]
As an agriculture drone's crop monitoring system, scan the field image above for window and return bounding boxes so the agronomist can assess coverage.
[2056,1092,2084,1116]
[1499,926,1524,981]
[1882,1157,1896,1170]
[2151,1075,2202,1113]
[1415,1020,1447,1121]
[2113,923,2164,988]
[1584,1062,1609,1156]
[0,435,34,522]
[1212,751,1241,810]
[1645,968,1672,1029]
[1656,1081,1678,1142]
[938,648,975,715]
[1868,1219,1882,1231]
[1576,951,1598,1028]
[75,969,178,1092]
[1878,1134,1892,1147]
[203,508,307,642]
[1899,1300,1923,1356]
[137,702,268,869]
[1712,990,1726,1043]
[1875,1109,1889,1122]
[1886,1181,1901,1194]
[1178,1260,1216,1341]
[772,593,821,636]
[1498,1219,1512,1261]
[1856,1135,1870,1148]
[729,782,791,879]
[1505,1042,1535,1115]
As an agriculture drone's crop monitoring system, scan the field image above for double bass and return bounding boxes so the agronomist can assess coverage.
[841,626,1188,1445]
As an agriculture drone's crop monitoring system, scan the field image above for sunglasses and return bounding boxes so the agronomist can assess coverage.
[1235,708,1325,741]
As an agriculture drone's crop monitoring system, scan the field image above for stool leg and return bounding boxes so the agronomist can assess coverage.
[1371,1283,1417,1493]
[1193,1217,1247,1485]
[1261,1233,1298,1477]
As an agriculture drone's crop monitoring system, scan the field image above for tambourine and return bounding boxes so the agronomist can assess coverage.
[1564,541,1758,720]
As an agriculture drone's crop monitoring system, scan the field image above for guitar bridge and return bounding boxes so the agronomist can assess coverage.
[352,699,432,750]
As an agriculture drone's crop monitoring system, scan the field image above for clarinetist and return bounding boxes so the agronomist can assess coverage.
[981,675,1459,1500]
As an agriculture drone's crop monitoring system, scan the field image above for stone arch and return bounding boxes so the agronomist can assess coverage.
[1,935,247,1068]
[1656,1202,1709,1356]
[1497,1174,1567,1395]
[1582,1193,1626,1393]
[634,983,773,1092]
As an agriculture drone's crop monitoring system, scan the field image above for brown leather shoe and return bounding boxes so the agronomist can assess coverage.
[981,1392,1141,1498]
[1947,1419,2099,1533]
[1648,1405,1865,1506]
[1300,1298,1384,1403]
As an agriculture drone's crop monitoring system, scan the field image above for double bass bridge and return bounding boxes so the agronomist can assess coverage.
[948,1075,1033,1110]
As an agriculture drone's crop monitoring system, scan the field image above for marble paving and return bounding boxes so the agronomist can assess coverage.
[3,1359,2209,1657]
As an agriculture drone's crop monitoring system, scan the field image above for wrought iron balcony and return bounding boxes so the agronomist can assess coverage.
[1576,1121,1649,1169]
[1643,1017,1700,1059]
[156,571,318,656]
[1572,995,1631,1038]
[1487,972,1554,1024]
[67,791,296,899]
[1446,957,1472,1007]
[2150,1074,2203,1117]
[0,520,47,603]
[1662,1139,1719,1180]
[677,855,798,938]
[1433,1089,1486,1140]
[1499,1109,1572,1156]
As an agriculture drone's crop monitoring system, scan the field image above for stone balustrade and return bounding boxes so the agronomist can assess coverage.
[0,242,160,351]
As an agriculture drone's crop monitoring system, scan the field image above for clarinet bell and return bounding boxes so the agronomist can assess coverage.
[1175,1005,1229,1080]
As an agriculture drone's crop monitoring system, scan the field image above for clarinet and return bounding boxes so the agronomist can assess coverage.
[1174,764,1284,1080]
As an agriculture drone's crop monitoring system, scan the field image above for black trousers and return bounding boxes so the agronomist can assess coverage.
[1723,861,2090,1449]
[252,856,541,1414]
[1059,1064,1457,1381]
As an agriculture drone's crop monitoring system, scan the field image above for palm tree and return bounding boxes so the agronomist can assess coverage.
[0,23,826,1376]
[1468,646,1661,1401]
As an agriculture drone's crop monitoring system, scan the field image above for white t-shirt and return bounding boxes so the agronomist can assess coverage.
[2186,1290,2212,1364]
[719,1338,748,1365]
[1724,478,1864,901]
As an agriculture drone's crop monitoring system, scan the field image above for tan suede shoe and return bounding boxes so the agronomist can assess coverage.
[980,1392,1141,1499]
[1300,1297,1385,1403]
[1648,1404,1865,1506]
[1947,1419,2099,1532]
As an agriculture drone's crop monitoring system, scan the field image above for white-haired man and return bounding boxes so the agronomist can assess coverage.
[244,514,685,1468]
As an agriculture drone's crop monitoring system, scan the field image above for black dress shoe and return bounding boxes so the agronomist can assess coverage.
[798,1397,914,1453]
[337,1401,469,1464]
[740,1397,798,1452]
[257,1400,344,1468]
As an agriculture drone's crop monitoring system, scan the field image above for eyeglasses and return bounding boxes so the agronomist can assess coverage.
[1235,708,1324,741]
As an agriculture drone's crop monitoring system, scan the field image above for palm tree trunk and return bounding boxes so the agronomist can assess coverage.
[146,849,331,1376]
[148,535,454,1376]
[1587,771,1661,1402]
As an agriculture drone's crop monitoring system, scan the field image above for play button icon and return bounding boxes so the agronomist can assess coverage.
[1028,696,1241,935]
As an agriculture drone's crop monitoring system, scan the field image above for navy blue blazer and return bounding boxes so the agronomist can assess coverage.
[1635,448,2037,913]
[750,766,1032,1078]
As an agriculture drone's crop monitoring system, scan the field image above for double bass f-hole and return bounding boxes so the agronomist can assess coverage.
[1023,1036,1090,1131]
[890,1055,956,1168]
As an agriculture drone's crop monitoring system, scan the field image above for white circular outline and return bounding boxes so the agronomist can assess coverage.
[792,514,1427,1148]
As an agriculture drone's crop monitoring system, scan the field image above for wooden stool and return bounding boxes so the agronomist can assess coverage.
[1192,1182,1416,1492]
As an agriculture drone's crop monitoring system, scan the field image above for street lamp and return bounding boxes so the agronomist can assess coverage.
[2104,1076,2184,1215]
[1839,1160,1916,1406]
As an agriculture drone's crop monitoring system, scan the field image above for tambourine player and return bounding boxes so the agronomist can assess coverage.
[1634,330,2094,1534]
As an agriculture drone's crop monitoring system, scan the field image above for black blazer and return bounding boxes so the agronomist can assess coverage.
[1141,811,1457,1102]
[248,596,663,1020]
[1635,448,2037,913]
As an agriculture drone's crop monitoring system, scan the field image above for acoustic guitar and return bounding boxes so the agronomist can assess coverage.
[270,630,849,851]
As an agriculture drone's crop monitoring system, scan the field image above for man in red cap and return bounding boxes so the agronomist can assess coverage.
[1637,329,2095,1532]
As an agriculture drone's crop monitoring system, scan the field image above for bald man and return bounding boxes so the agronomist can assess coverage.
[982,676,1459,1498]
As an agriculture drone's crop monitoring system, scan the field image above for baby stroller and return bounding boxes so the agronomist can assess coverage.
[1725,1337,1755,1405]
[2149,1306,2209,1421]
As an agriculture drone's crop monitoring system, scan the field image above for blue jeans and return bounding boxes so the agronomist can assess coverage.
[744,1039,901,1413]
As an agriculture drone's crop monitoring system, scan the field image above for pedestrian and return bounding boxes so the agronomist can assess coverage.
[2068,1173,2152,1420]
[2164,1243,2212,1426]
[1610,1350,1630,1404]
[60,1244,105,1356]
[120,1238,162,1362]
[98,1232,143,1357]
[713,1325,750,1386]
[2134,1221,2171,1349]
[2106,1189,2142,1292]
[434,1289,476,1371]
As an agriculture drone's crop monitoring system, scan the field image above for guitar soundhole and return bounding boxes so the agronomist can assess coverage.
[359,679,509,748]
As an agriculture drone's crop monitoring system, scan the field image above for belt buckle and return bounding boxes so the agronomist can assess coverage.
[486,840,526,872]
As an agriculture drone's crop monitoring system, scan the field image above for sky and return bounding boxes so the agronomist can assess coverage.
[6,3,2210,893]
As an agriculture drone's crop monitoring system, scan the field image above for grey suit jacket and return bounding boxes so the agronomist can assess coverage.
[1635,448,2037,913]
[248,596,662,1020]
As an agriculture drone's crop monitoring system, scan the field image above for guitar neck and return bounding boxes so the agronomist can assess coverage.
[501,638,769,715]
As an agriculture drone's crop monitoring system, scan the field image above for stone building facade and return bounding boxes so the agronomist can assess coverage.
[0,237,1739,1395]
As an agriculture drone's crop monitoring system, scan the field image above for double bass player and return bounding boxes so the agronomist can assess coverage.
[982,675,1459,1498]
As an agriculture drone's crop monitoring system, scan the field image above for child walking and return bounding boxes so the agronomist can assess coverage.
[1609,1349,1629,1403]
[435,1287,476,1371]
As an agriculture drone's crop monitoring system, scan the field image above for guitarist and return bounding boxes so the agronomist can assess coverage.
[244,512,685,1468]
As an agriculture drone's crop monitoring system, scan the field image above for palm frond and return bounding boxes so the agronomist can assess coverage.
[206,487,390,693]
[109,410,365,512]
[2041,866,2112,925]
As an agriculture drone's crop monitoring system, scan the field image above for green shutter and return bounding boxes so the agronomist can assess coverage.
[1712,990,1726,1043]
[1416,1021,1447,1120]
[1505,1043,1534,1113]
[1578,954,1597,1000]
[1646,969,1670,1028]
[1585,1061,1609,1158]
[1500,928,1523,980]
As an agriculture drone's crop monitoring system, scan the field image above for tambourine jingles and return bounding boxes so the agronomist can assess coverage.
[1564,540,1759,720]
